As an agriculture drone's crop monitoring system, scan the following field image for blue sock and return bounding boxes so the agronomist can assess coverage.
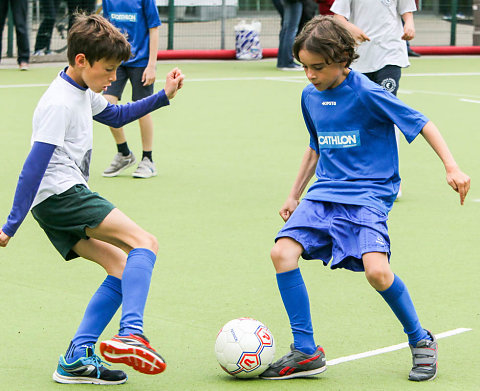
[66,275,122,363]
[277,268,316,355]
[377,274,429,346]
[119,248,156,336]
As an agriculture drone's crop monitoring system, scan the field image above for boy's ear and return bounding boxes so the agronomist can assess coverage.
[75,53,88,68]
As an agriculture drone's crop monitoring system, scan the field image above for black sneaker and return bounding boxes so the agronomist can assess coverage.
[260,344,326,380]
[53,346,127,384]
[408,330,438,381]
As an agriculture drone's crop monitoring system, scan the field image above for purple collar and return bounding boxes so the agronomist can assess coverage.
[60,67,87,91]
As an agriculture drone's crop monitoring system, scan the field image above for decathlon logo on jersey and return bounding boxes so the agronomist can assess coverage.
[318,131,360,149]
[110,13,137,22]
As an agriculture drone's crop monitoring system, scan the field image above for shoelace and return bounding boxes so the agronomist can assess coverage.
[88,354,111,379]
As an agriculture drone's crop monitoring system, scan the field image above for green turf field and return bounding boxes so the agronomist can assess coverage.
[0,57,479,390]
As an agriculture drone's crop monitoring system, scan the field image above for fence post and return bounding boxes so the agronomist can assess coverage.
[450,0,458,45]
[221,0,226,49]
[474,0,480,45]
[168,0,174,50]
[7,3,13,57]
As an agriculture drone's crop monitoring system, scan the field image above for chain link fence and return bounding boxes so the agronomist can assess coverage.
[0,0,477,62]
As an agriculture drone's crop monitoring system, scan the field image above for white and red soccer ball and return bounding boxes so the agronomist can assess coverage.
[214,318,275,378]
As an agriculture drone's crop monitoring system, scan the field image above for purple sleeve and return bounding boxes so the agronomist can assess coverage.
[93,89,169,128]
[2,142,56,237]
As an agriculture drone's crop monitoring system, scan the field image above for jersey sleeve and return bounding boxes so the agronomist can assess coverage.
[330,0,351,19]
[143,0,161,28]
[2,142,56,237]
[358,86,429,143]
[93,89,169,128]
[89,90,109,116]
[32,104,68,146]
[301,89,320,154]
[397,0,417,15]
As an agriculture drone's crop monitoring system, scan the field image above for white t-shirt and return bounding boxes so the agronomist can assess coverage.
[31,73,108,208]
[331,0,417,73]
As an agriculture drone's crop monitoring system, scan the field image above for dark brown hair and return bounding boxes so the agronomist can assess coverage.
[67,13,131,66]
[293,15,358,67]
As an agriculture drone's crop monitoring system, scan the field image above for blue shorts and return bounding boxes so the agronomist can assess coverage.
[275,200,390,272]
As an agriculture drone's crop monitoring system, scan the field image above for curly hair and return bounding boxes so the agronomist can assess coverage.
[293,15,358,67]
[67,13,131,66]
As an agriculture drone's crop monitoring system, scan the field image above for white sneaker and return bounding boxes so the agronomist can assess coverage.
[103,152,136,177]
[132,157,157,178]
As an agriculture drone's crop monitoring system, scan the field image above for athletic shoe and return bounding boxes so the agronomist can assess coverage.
[19,62,29,71]
[100,334,166,375]
[132,157,157,178]
[408,330,438,381]
[259,343,326,380]
[277,64,303,71]
[102,152,136,177]
[52,346,127,385]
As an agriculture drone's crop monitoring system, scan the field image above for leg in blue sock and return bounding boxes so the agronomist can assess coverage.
[377,274,429,346]
[119,248,156,336]
[66,275,122,363]
[277,268,316,354]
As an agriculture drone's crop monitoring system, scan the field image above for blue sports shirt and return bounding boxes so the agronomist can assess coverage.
[302,70,429,214]
[102,0,161,67]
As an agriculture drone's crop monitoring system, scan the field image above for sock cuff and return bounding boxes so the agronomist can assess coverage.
[377,274,406,301]
[128,248,156,267]
[276,268,304,290]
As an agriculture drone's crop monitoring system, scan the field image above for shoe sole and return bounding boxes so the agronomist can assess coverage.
[102,159,137,177]
[132,170,158,178]
[99,340,166,375]
[260,365,327,380]
[52,370,127,385]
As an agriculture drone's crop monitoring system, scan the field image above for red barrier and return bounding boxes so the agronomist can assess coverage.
[157,46,480,60]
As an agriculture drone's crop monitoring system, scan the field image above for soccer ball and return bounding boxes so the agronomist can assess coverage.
[214,318,275,378]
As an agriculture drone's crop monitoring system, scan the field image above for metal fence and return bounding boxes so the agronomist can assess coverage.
[1,0,478,62]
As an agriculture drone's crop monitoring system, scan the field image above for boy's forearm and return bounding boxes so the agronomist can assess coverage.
[420,121,458,171]
[401,11,413,25]
[147,27,159,68]
[288,147,319,200]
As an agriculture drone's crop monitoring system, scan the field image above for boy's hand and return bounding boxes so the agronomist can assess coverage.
[142,64,156,86]
[164,68,185,100]
[402,20,415,40]
[446,167,470,205]
[0,229,11,247]
[279,198,300,222]
[349,25,370,43]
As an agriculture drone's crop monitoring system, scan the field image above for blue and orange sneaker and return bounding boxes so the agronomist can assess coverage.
[260,344,326,380]
[53,346,127,384]
[100,334,166,375]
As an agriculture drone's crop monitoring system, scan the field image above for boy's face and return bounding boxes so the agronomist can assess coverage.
[298,49,349,91]
[82,58,121,93]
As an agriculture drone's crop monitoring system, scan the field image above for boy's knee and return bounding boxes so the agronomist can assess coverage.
[365,267,392,290]
[270,239,300,273]
[144,232,158,255]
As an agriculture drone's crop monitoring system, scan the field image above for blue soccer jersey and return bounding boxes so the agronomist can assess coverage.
[302,70,429,214]
[102,0,161,67]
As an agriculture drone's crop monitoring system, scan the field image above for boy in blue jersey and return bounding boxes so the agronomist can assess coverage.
[101,0,162,179]
[260,16,470,381]
[0,14,184,384]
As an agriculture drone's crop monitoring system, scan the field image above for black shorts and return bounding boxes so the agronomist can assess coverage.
[363,65,401,96]
[31,185,115,260]
[104,65,154,101]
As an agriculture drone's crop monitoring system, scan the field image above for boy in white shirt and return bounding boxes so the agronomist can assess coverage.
[0,13,184,384]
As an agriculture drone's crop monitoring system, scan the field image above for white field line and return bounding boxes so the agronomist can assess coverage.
[2,72,480,89]
[460,98,480,104]
[326,327,472,366]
